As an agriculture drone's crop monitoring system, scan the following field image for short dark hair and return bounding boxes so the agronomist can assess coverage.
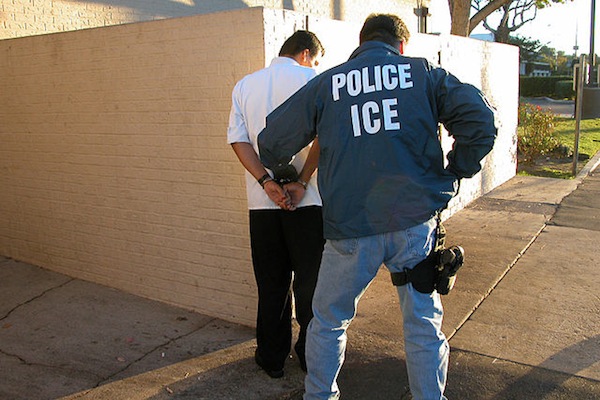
[359,14,410,46]
[279,30,325,58]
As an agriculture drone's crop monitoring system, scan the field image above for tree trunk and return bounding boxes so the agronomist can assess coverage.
[495,23,511,43]
[449,0,471,36]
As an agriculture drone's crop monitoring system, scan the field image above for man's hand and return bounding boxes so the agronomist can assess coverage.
[283,182,306,210]
[263,180,293,210]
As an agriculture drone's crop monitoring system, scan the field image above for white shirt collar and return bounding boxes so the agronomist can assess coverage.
[269,56,300,67]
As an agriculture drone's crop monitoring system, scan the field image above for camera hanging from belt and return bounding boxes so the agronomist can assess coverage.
[390,214,464,295]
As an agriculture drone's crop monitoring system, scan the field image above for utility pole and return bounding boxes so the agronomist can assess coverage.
[589,0,597,86]
[573,54,586,176]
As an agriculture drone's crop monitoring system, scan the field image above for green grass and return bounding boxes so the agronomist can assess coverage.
[521,168,575,180]
[517,117,600,179]
[554,117,600,158]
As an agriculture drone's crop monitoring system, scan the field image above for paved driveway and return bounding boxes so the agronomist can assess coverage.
[521,97,574,118]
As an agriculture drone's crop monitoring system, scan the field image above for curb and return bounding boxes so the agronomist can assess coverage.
[576,149,600,180]
[521,96,575,105]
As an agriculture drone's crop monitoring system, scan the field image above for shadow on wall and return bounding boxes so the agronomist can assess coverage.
[63,0,251,19]
[62,0,344,20]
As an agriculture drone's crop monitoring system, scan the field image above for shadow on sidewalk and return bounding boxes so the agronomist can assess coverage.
[338,356,411,400]
[0,259,255,400]
[446,346,600,400]
[490,334,600,400]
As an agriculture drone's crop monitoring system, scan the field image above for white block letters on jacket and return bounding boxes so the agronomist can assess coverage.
[331,64,413,137]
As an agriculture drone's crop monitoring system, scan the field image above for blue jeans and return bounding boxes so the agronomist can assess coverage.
[303,218,449,400]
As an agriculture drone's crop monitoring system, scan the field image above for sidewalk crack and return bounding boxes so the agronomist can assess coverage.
[448,223,547,341]
[0,348,104,380]
[93,317,219,388]
[0,348,30,365]
[0,278,75,321]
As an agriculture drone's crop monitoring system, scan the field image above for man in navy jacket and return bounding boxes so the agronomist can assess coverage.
[259,14,496,400]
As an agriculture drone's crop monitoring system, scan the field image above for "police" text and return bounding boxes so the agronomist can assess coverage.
[331,64,413,137]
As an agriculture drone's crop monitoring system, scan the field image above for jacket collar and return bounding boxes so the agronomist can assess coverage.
[348,41,400,60]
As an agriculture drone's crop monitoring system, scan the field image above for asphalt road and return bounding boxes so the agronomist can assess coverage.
[521,97,575,118]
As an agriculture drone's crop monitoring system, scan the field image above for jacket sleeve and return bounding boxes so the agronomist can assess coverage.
[258,80,320,170]
[433,68,497,179]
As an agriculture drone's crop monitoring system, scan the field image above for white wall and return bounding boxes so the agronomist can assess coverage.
[0,8,517,326]
[1,0,447,41]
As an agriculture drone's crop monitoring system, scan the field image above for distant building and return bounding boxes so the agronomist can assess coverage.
[520,61,552,77]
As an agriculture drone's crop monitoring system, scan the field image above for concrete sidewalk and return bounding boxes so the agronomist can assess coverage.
[1,155,600,400]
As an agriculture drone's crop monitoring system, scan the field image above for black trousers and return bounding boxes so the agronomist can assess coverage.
[249,205,324,370]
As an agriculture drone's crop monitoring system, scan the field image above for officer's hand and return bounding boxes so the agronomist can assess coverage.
[264,181,293,210]
[283,182,306,210]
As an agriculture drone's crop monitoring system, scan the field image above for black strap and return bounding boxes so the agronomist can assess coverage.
[390,213,444,294]
[391,254,438,293]
[391,270,409,286]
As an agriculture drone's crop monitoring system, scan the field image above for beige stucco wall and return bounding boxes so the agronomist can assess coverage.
[0,0,443,41]
[0,7,517,326]
[0,7,268,326]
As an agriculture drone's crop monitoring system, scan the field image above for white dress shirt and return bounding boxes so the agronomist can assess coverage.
[227,56,322,210]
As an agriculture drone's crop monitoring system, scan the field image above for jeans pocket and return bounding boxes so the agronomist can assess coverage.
[405,219,436,259]
[327,237,359,256]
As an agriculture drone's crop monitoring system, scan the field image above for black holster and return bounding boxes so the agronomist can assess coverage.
[390,218,464,295]
[391,253,438,293]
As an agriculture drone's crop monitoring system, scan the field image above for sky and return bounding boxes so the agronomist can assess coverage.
[470,0,598,55]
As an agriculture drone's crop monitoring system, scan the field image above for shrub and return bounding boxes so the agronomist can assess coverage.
[555,80,575,99]
[518,103,559,163]
[520,76,572,99]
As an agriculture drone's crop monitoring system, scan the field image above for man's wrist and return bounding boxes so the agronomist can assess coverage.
[257,173,273,188]
[297,179,308,189]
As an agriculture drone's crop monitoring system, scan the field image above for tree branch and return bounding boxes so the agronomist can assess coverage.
[469,0,515,33]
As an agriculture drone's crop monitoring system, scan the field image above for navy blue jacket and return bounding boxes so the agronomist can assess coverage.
[259,41,497,239]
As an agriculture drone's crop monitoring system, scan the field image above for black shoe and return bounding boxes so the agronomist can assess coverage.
[255,349,284,379]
